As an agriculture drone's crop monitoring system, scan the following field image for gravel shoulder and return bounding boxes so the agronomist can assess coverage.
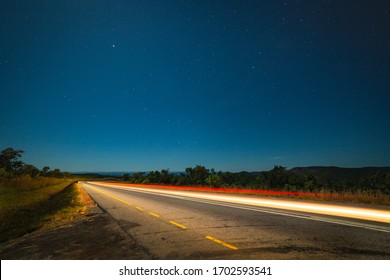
[0,184,151,260]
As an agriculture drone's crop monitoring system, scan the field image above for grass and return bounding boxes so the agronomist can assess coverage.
[249,189,390,206]
[0,177,88,243]
[322,190,390,206]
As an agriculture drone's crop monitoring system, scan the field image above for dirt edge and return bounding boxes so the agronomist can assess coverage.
[0,183,152,260]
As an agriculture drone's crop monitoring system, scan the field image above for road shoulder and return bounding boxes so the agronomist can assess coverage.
[0,184,151,260]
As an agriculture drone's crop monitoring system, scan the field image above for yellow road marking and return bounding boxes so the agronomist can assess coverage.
[149,212,160,218]
[136,206,144,211]
[169,221,187,229]
[205,235,238,250]
[87,185,133,206]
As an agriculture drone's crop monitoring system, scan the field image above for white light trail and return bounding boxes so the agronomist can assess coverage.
[89,182,390,224]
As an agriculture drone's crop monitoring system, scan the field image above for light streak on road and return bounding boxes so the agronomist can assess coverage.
[89,182,390,224]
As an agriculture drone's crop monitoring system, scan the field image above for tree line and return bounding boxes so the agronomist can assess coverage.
[2,146,389,195]
[123,165,390,195]
[0,147,70,178]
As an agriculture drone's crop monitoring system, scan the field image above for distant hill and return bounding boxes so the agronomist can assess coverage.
[288,166,390,181]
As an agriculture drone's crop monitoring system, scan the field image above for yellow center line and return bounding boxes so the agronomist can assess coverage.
[205,235,238,250]
[86,185,133,206]
[85,184,237,251]
[169,221,187,229]
[149,212,160,218]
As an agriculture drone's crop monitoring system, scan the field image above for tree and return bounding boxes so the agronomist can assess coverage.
[160,169,172,184]
[40,166,51,176]
[185,165,209,185]
[206,174,222,188]
[303,172,320,192]
[0,168,11,178]
[220,172,235,185]
[122,173,130,181]
[0,147,67,179]
[0,147,24,173]
[130,172,145,183]
[267,165,288,189]
[50,168,62,178]
[20,164,40,177]
[147,170,160,183]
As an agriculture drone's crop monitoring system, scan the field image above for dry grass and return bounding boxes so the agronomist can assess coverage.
[0,177,89,243]
[263,189,390,206]
[324,190,390,206]
[0,176,70,190]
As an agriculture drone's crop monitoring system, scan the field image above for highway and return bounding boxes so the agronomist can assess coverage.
[81,181,390,259]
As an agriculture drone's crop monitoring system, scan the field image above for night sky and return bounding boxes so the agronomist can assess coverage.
[1,0,389,172]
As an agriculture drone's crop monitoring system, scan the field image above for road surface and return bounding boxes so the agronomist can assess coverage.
[81,181,390,259]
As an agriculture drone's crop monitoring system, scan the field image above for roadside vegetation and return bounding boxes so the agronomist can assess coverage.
[1,146,389,243]
[121,165,390,205]
[0,147,87,243]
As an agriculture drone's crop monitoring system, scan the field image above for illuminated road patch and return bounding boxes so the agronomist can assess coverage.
[90,182,390,224]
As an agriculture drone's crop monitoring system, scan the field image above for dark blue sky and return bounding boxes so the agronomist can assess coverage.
[1,0,389,172]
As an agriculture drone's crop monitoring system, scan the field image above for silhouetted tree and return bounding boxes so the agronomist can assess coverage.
[160,169,172,184]
[130,172,145,183]
[185,165,209,185]
[303,172,321,191]
[122,173,130,181]
[147,170,160,183]
[220,172,235,185]
[20,164,40,177]
[267,165,288,189]
[41,166,51,176]
[49,168,62,178]
[206,173,222,187]
[0,147,24,174]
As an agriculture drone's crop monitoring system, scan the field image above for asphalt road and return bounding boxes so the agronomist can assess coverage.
[81,181,390,259]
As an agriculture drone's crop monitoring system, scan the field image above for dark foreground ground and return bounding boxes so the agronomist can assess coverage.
[2,182,390,260]
[0,189,150,260]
